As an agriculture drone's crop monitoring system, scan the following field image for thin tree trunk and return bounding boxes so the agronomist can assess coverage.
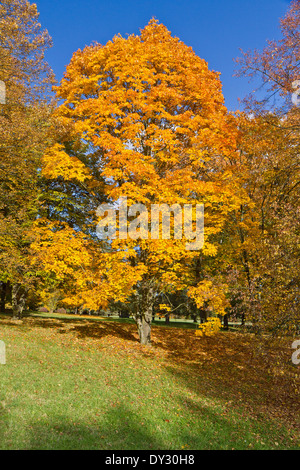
[0,282,7,313]
[12,283,27,319]
[199,308,207,324]
[223,313,229,330]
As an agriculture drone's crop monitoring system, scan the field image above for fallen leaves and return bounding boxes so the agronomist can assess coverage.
[1,313,299,442]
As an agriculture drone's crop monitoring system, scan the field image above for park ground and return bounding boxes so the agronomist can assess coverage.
[0,313,299,450]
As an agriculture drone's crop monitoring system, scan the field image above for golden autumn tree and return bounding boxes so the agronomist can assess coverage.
[0,0,54,317]
[233,113,300,334]
[221,0,300,334]
[43,20,242,344]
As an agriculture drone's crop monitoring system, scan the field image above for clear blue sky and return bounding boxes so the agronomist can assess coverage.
[35,0,291,111]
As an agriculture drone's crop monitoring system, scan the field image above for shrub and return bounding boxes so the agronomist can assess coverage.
[38,307,49,313]
[55,308,67,314]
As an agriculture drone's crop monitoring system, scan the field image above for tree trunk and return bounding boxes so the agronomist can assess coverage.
[134,283,154,345]
[12,283,27,319]
[136,313,152,345]
[199,308,207,324]
[0,282,7,313]
[223,313,229,330]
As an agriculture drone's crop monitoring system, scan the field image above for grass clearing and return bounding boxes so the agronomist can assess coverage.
[0,314,299,450]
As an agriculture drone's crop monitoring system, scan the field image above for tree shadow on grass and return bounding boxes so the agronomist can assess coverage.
[0,315,64,331]
[23,400,267,450]
[69,320,138,343]
[1,315,139,343]
[26,405,162,450]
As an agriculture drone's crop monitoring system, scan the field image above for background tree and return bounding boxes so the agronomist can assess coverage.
[222,0,300,334]
[0,0,55,317]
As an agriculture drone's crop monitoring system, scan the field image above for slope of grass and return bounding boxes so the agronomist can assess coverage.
[0,314,299,450]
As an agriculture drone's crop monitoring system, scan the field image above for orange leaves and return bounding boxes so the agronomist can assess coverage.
[44,18,242,327]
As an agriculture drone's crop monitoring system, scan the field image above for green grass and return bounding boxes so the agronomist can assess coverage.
[0,314,299,450]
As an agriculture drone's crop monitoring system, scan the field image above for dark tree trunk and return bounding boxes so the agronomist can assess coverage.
[223,313,229,330]
[12,283,27,319]
[199,308,207,324]
[0,282,7,313]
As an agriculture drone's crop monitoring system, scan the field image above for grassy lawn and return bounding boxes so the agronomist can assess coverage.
[0,313,299,450]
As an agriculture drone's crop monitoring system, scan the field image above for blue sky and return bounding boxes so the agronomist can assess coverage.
[35,0,291,111]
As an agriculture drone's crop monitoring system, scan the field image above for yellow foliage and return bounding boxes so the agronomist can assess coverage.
[31,219,145,310]
[159,304,171,311]
[195,317,221,337]
[188,280,229,316]
[42,143,92,182]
